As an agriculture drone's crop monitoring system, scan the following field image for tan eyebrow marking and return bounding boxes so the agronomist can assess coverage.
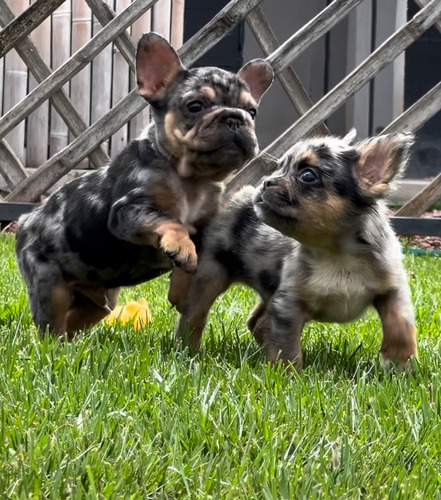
[298,151,320,166]
[199,86,217,101]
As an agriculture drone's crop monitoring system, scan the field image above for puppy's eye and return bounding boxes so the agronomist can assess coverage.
[187,101,204,113]
[247,108,257,119]
[299,169,318,183]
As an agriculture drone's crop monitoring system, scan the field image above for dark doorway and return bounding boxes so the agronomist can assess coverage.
[405,1,441,178]
[184,0,245,73]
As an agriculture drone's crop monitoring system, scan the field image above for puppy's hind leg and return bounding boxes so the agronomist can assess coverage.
[374,286,418,369]
[247,300,269,346]
[266,291,305,370]
[66,287,120,335]
[27,279,73,338]
[168,267,193,313]
[176,263,231,351]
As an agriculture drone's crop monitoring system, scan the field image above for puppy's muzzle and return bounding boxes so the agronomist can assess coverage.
[224,114,244,132]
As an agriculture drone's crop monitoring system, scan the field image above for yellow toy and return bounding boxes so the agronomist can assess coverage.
[105,299,152,330]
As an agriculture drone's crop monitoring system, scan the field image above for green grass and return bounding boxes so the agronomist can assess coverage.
[1,233,441,499]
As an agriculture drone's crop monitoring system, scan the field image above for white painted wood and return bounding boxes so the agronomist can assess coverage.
[227,0,441,194]
[153,0,171,39]
[27,0,50,169]
[346,0,372,138]
[7,0,265,201]
[3,0,28,165]
[0,139,27,190]
[0,0,109,169]
[50,1,71,157]
[129,6,151,139]
[0,0,161,139]
[90,0,113,158]
[70,0,92,168]
[371,0,406,134]
[110,0,131,158]
[170,0,184,49]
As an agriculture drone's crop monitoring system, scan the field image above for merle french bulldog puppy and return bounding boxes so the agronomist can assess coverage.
[15,32,274,338]
[176,132,418,370]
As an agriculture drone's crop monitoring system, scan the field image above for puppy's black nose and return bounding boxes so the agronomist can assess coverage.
[263,178,277,189]
[225,116,242,132]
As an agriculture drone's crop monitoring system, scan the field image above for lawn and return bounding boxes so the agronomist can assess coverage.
[1,233,441,499]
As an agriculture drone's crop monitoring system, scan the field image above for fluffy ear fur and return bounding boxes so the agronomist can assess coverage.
[343,128,357,145]
[237,59,274,103]
[136,32,184,103]
[352,133,414,199]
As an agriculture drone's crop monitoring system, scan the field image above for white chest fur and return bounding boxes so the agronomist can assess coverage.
[305,254,389,323]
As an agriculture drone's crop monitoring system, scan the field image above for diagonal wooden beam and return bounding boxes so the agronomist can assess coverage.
[246,6,329,136]
[392,81,441,216]
[266,0,364,74]
[84,0,135,72]
[382,81,441,136]
[0,0,161,141]
[0,0,109,170]
[389,0,441,216]
[226,0,441,194]
[6,0,266,202]
[0,0,65,58]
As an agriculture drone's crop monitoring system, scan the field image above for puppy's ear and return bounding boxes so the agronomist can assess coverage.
[352,133,414,199]
[237,59,274,104]
[343,128,357,145]
[136,32,184,103]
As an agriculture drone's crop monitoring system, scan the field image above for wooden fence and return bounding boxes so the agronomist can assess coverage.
[0,0,441,234]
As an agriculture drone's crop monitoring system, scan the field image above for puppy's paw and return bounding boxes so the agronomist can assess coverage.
[160,232,198,273]
[381,344,418,371]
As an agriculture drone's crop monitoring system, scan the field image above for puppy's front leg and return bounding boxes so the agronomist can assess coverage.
[154,221,197,273]
[168,267,193,312]
[374,286,417,369]
[108,194,197,273]
[266,291,305,370]
[176,262,232,351]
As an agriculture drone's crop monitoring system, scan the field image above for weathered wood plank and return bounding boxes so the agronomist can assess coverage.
[0,0,161,141]
[170,0,185,49]
[246,7,329,136]
[111,0,131,158]
[267,0,364,74]
[226,0,441,194]
[129,5,151,140]
[382,81,441,136]
[0,139,27,190]
[70,0,92,169]
[0,0,66,59]
[3,0,28,166]
[26,0,51,170]
[0,0,109,169]
[388,0,441,217]
[50,1,71,158]
[85,0,136,72]
[7,0,265,202]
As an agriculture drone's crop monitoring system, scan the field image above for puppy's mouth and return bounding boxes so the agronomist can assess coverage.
[177,137,257,179]
[254,196,296,226]
[253,190,300,236]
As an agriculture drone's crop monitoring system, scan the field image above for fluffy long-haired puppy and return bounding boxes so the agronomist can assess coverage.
[175,131,418,370]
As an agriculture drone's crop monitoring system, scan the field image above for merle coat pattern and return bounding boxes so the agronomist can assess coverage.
[15,32,274,337]
[176,132,418,370]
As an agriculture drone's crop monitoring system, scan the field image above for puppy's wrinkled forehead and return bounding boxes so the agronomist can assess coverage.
[175,67,255,108]
[281,137,358,173]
